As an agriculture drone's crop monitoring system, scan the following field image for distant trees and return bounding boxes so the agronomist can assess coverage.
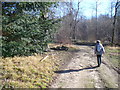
[54,1,120,45]
[54,1,83,44]
[2,2,58,57]
[76,14,113,42]
[2,1,120,57]
[54,4,113,43]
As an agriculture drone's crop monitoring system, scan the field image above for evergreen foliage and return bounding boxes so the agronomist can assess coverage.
[2,2,58,57]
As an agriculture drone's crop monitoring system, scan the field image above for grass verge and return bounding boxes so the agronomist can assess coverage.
[105,46,120,68]
[0,53,58,88]
[0,44,77,88]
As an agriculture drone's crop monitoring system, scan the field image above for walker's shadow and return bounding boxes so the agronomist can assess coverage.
[54,66,98,74]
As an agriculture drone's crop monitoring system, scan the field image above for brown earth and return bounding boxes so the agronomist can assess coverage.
[50,45,119,88]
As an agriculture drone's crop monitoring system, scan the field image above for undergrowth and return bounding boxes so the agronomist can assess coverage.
[0,53,59,88]
[105,46,120,68]
[0,43,76,88]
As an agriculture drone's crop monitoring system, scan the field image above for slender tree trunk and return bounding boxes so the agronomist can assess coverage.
[96,2,98,39]
[95,1,98,40]
[72,2,80,40]
[112,0,119,45]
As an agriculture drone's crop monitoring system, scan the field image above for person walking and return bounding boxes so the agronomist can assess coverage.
[94,40,105,67]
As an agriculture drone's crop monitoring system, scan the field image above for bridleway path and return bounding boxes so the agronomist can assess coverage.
[50,45,118,88]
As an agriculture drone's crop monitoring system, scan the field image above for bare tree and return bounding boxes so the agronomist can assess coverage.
[54,1,83,44]
[54,0,120,45]
[112,0,120,45]
[72,1,81,40]
[95,0,101,40]
[65,1,82,40]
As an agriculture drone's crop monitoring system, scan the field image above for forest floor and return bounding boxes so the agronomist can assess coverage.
[50,45,119,88]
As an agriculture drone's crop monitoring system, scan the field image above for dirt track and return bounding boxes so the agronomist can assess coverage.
[50,46,119,88]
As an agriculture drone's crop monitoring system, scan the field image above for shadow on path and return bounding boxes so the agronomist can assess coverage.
[54,66,98,74]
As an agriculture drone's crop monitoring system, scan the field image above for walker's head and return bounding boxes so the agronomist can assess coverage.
[96,40,101,43]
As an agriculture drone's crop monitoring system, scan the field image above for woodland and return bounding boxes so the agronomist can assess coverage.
[1,0,120,57]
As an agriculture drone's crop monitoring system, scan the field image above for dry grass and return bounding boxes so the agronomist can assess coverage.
[106,46,120,49]
[0,43,78,88]
[48,43,80,50]
[105,46,120,68]
[0,53,59,88]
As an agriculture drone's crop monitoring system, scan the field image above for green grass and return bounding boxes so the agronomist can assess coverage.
[105,46,120,68]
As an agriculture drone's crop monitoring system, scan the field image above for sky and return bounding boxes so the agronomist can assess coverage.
[80,0,111,18]
[2,0,118,18]
[54,0,117,19]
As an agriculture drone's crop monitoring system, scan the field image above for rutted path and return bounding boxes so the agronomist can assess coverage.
[50,46,119,88]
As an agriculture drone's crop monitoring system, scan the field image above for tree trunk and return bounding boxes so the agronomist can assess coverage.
[95,1,98,40]
[111,0,119,46]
